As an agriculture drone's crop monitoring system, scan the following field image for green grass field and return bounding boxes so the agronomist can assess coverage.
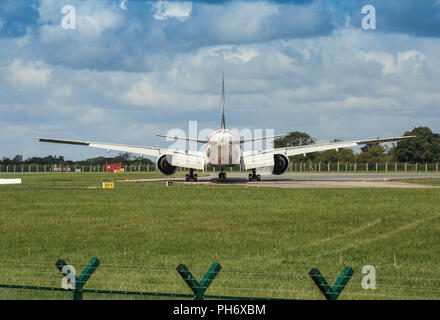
[0,173,439,300]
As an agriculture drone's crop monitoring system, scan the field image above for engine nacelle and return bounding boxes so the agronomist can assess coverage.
[156,155,177,175]
[272,154,289,175]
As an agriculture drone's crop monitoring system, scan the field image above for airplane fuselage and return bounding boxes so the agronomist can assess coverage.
[205,129,241,167]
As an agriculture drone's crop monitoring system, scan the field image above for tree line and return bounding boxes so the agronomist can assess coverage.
[274,126,440,163]
[1,126,439,166]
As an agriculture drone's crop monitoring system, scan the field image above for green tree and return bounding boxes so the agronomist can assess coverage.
[356,144,391,163]
[274,131,317,161]
[313,139,354,163]
[12,155,23,164]
[274,131,316,148]
[392,127,440,163]
[315,149,355,163]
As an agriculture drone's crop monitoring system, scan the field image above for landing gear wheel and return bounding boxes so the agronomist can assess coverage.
[186,169,197,182]
[218,172,226,181]
[248,169,260,182]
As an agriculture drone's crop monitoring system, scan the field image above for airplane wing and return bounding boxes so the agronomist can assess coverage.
[242,136,414,169]
[33,137,206,170]
[156,134,289,145]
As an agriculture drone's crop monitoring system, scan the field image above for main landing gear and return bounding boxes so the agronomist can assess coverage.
[248,169,261,181]
[185,169,198,182]
[218,172,226,181]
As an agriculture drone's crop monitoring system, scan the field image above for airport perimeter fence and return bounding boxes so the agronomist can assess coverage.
[0,258,439,300]
[0,162,440,174]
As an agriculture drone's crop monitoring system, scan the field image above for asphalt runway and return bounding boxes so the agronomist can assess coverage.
[123,173,440,188]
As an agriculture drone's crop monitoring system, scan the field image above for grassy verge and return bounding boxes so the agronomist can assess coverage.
[0,173,439,300]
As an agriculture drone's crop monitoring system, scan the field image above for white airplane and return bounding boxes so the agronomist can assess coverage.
[35,75,413,182]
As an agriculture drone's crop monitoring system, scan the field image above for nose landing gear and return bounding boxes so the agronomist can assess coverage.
[185,169,198,182]
[218,172,226,181]
[248,169,261,181]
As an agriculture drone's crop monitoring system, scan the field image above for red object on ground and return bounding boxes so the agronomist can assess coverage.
[105,162,122,172]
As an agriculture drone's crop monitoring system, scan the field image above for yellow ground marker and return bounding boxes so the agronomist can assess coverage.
[102,182,115,189]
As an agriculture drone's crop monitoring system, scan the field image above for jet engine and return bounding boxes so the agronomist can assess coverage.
[156,155,177,175]
[272,154,289,175]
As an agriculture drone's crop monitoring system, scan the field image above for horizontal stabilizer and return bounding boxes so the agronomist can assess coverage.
[156,134,208,144]
[240,134,289,144]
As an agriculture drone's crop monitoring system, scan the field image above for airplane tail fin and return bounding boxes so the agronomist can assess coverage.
[221,72,226,130]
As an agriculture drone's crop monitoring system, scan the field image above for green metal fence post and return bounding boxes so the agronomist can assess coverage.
[308,267,354,300]
[55,257,100,300]
[176,263,222,300]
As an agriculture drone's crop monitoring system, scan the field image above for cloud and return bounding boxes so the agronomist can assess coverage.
[119,0,127,11]
[26,0,343,71]
[346,0,440,37]
[1,0,440,161]
[3,59,51,88]
[39,0,124,42]
[151,1,193,21]
[0,0,39,38]
[121,74,218,111]
[357,49,425,75]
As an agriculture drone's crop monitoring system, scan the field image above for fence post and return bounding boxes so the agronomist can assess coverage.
[425,162,428,172]
[309,267,354,300]
[337,162,339,172]
[354,162,357,172]
[327,162,330,172]
[385,162,388,172]
[395,162,397,172]
[415,162,418,172]
[55,257,100,300]
[437,163,439,172]
[366,162,368,172]
[405,163,407,172]
[319,162,321,172]
[176,263,222,300]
